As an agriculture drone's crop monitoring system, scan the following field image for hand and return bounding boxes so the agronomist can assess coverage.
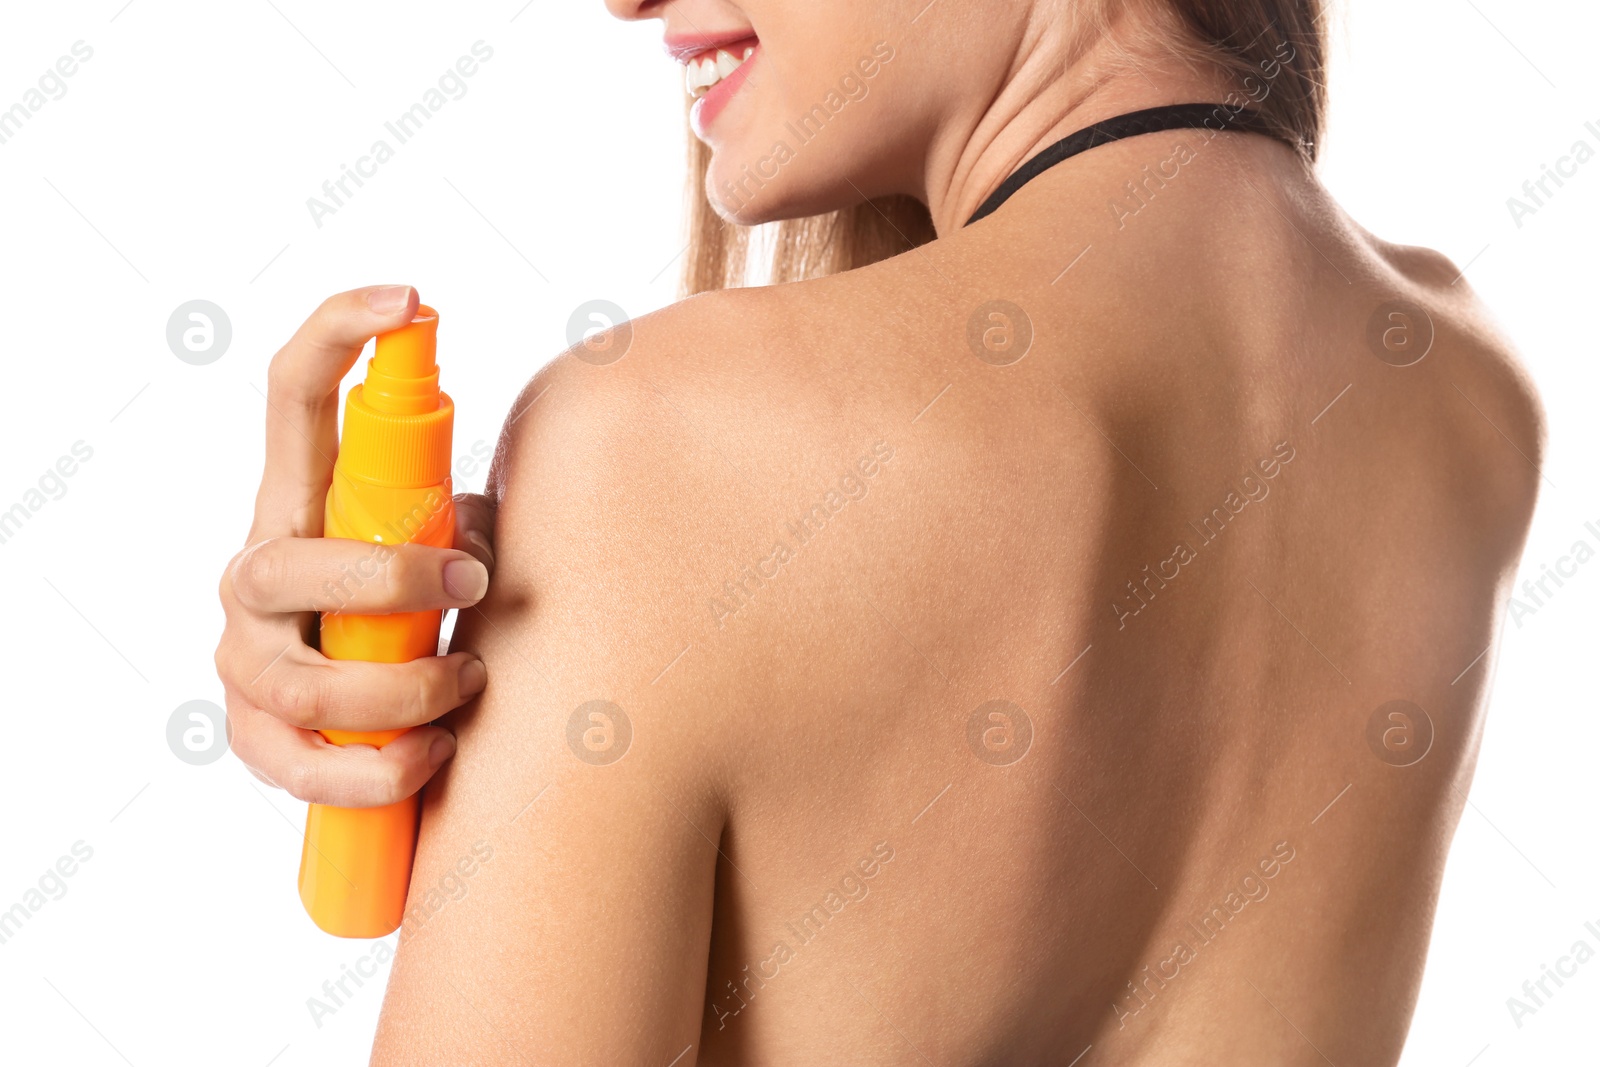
[214,285,493,807]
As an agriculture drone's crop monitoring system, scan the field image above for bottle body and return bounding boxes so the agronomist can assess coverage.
[298,476,455,939]
[294,303,455,938]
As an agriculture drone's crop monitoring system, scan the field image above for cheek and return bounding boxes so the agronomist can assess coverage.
[701,44,907,221]
[700,6,880,188]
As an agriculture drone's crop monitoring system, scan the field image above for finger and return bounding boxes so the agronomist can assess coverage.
[230,537,490,615]
[451,493,496,573]
[247,647,487,732]
[254,285,423,539]
[230,705,456,807]
[213,594,315,696]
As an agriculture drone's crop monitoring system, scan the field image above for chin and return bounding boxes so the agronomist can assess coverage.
[704,126,875,225]
[700,140,792,223]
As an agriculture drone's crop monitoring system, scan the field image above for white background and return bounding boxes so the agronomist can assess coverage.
[0,1,1593,1064]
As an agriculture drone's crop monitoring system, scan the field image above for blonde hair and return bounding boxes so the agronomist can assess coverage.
[681,0,1327,297]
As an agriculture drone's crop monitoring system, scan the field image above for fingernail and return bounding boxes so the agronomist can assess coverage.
[443,558,489,601]
[458,658,487,697]
[367,285,413,313]
[466,529,495,568]
[428,732,457,769]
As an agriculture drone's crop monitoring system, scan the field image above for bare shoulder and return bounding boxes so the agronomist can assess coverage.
[485,286,814,525]
[483,288,779,621]
[477,285,875,741]
[1356,234,1547,562]
[1375,235,1545,448]
[485,276,929,515]
[1414,242,1543,463]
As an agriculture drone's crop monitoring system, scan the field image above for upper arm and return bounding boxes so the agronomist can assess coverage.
[372,352,736,1066]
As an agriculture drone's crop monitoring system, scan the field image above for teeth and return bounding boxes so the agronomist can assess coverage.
[684,56,716,97]
[684,45,752,98]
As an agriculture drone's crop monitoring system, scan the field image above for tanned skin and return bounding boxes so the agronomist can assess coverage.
[208,2,1544,1062]
[370,126,1542,1064]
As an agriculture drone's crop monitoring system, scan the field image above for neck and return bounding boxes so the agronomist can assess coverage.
[921,10,1234,235]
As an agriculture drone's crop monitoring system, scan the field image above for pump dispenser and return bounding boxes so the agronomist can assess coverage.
[298,305,455,938]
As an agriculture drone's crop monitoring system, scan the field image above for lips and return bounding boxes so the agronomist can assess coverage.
[692,46,759,137]
[663,29,757,64]
[665,31,761,137]
[683,42,756,99]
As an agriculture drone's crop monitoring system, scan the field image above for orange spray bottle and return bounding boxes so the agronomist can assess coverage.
[298,305,455,938]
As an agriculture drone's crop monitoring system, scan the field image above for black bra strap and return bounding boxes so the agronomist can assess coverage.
[964,103,1291,226]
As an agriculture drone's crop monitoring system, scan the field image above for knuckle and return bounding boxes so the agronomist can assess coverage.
[220,545,256,608]
[264,672,322,728]
[232,540,286,610]
[265,344,289,384]
[213,627,262,692]
[264,348,303,401]
[413,662,452,715]
[373,759,410,805]
[314,291,345,319]
[212,641,236,687]
[301,295,353,350]
[282,762,319,803]
[244,765,278,789]
[217,700,246,745]
[220,710,266,777]
[377,543,422,602]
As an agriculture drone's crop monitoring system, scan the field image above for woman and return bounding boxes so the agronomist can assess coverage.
[215,0,1543,1062]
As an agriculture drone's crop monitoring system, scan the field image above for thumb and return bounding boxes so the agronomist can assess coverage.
[253,285,422,539]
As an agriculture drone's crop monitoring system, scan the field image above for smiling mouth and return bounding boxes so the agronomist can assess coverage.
[681,38,758,99]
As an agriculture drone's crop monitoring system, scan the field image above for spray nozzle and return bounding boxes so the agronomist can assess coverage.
[365,305,441,415]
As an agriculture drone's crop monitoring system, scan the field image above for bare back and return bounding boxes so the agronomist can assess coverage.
[377,131,1541,1066]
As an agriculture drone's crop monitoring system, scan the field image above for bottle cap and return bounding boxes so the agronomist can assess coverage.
[337,306,454,487]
